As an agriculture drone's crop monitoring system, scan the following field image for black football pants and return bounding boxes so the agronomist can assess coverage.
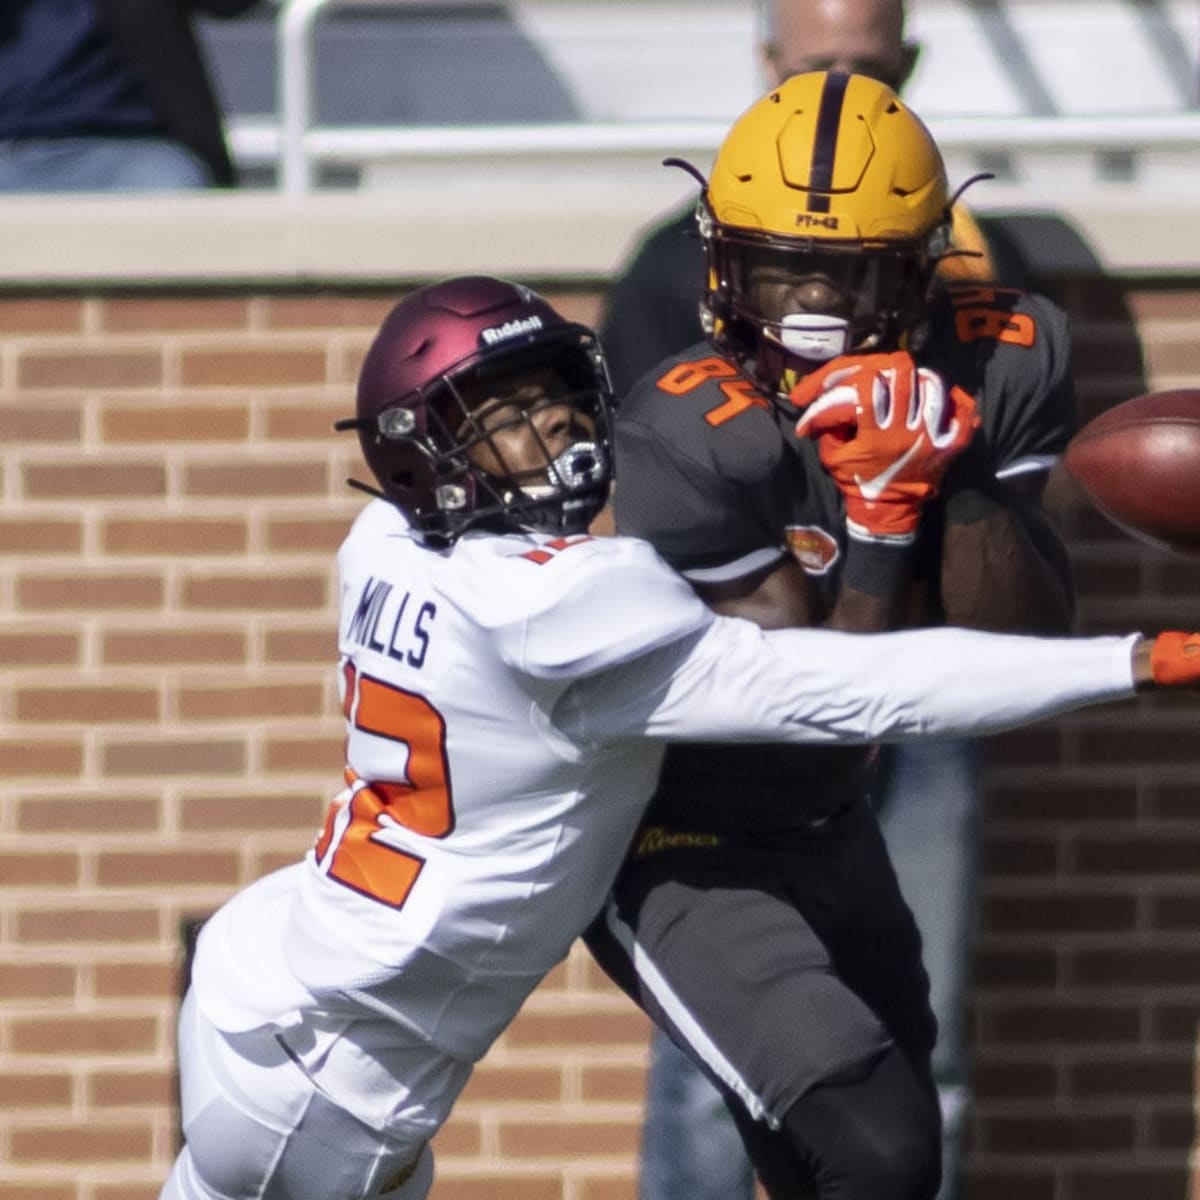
[583,798,941,1200]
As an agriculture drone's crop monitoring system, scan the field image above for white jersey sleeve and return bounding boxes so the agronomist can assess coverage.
[556,615,1139,746]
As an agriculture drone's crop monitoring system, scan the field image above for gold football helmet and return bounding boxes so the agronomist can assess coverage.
[697,70,952,395]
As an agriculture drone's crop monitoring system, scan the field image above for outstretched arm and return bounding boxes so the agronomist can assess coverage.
[561,621,1199,748]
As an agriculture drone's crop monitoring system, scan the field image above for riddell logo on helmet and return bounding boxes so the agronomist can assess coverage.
[481,315,544,345]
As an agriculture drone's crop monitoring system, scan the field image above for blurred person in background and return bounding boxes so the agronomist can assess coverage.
[594,5,1057,1198]
[0,0,257,192]
[601,0,922,396]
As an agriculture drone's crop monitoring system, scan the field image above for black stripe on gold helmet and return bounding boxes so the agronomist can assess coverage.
[699,70,951,398]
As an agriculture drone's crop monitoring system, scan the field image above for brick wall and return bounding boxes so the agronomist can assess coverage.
[1,278,1198,1200]
[969,273,1200,1200]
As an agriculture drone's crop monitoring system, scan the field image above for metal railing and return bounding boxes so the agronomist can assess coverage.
[247,0,1200,197]
[277,0,506,196]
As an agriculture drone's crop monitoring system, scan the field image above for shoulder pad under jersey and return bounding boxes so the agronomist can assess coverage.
[442,531,713,680]
[924,284,1075,467]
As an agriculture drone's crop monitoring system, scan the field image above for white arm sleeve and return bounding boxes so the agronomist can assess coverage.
[555,616,1139,746]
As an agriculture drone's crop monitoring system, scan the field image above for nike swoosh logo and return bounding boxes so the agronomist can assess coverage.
[854,434,927,500]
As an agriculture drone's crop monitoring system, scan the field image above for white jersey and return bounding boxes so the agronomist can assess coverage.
[194,500,713,1060]
[194,499,1138,1068]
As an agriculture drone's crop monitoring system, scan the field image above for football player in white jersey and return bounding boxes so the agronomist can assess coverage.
[161,275,1200,1200]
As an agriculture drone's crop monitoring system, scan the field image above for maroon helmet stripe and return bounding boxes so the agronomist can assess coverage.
[808,71,850,212]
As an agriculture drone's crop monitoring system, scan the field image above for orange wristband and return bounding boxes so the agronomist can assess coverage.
[1150,632,1200,685]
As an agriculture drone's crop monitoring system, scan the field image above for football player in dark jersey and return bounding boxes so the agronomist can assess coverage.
[584,70,1076,1200]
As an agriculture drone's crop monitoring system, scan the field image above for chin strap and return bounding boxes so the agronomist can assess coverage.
[775,313,850,362]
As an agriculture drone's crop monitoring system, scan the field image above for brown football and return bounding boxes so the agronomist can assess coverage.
[1063,388,1200,555]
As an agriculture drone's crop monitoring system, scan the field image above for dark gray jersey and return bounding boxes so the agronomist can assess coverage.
[614,282,1075,829]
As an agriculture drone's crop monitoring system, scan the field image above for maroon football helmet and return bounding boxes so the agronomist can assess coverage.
[338,276,614,545]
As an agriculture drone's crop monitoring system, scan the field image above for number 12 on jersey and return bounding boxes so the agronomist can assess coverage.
[313,661,456,909]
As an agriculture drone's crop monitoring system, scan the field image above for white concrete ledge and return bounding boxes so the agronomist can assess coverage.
[0,180,1198,288]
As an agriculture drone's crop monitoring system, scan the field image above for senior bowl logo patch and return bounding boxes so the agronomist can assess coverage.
[785,525,840,575]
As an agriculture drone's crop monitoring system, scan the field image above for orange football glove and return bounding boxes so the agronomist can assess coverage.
[792,352,981,545]
[1150,632,1200,685]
